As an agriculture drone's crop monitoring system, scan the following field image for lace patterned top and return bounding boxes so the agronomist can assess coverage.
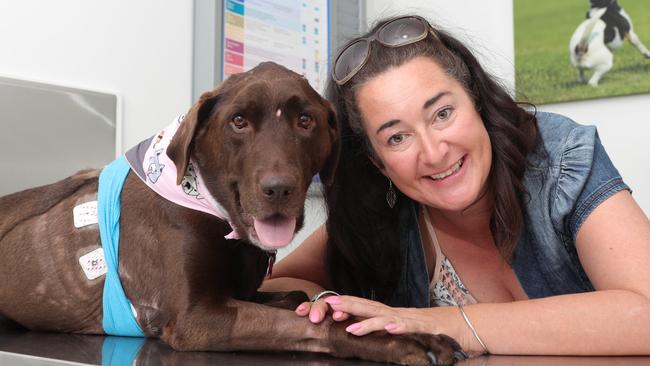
[422,209,478,307]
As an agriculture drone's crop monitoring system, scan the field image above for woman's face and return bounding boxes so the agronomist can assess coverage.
[356,56,492,213]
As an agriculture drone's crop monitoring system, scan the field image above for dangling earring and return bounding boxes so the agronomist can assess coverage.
[386,179,397,208]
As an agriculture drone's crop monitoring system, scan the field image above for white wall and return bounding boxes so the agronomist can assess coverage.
[0,1,194,152]
[366,0,650,214]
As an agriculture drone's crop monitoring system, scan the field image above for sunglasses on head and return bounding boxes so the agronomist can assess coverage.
[332,16,438,86]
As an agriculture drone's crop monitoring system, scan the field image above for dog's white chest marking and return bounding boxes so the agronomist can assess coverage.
[276,109,282,118]
[73,201,98,228]
[79,248,107,280]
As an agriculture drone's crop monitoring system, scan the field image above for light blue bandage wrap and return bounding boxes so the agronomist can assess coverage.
[98,156,145,337]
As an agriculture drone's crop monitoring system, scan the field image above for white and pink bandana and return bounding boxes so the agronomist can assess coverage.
[125,115,241,240]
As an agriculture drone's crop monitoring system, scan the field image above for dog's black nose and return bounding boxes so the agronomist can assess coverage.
[260,175,296,201]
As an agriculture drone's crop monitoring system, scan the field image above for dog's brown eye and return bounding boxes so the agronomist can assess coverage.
[298,113,313,129]
[231,114,248,130]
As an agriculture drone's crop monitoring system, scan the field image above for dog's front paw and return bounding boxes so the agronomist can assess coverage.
[393,333,468,366]
[329,322,466,365]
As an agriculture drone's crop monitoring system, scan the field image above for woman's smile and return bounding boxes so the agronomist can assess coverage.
[426,155,465,181]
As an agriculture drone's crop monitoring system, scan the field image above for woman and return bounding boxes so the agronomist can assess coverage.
[263,15,650,356]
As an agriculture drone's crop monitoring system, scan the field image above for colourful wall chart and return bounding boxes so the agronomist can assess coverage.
[222,0,329,93]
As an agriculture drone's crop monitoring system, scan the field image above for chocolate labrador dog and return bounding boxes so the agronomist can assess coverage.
[0,62,462,365]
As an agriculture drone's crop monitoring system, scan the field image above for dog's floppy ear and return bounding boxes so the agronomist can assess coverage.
[167,88,222,185]
[318,100,340,187]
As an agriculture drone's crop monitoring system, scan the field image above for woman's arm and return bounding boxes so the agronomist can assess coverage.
[266,224,331,289]
[260,224,347,321]
[321,191,650,355]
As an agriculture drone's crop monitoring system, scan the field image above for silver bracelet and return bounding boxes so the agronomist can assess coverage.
[310,290,340,302]
[458,304,489,354]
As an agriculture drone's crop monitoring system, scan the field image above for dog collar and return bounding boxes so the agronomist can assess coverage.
[266,250,277,277]
[125,115,242,240]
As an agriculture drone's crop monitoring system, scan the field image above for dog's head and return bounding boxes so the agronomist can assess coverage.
[167,62,338,251]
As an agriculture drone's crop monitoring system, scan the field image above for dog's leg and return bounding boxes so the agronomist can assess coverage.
[627,30,650,58]
[588,53,613,86]
[588,69,606,87]
[618,10,650,58]
[578,67,587,83]
[161,298,464,366]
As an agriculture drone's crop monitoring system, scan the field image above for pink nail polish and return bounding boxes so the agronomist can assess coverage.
[324,296,341,305]
[384,323,398,331]
[345,323,361,333]
[296,304,306,312]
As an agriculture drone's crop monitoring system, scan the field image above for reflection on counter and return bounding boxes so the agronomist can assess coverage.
[1,316,649,366]
[0,316,379,366]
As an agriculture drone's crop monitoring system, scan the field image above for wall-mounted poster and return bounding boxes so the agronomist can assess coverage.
[514,0,650,104]
[222,0,329,93]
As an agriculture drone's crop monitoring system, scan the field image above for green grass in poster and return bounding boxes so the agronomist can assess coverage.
[514,0,650,104]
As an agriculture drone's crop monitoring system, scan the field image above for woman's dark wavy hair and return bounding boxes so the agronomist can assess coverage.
[324,16,539,302]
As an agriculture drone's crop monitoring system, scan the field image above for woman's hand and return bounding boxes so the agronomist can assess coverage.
[295,294,351,323]
[322,295,438,336]
[294,293,437,335]
[297,294,477,353]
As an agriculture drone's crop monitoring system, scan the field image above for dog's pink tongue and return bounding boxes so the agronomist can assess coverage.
[253,216,296,248]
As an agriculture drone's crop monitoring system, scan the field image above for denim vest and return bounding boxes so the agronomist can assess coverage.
[388,112,630,308]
